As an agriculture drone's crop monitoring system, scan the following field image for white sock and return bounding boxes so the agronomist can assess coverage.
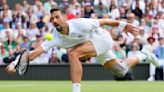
[136,52,147,63]
[72,83,81,92]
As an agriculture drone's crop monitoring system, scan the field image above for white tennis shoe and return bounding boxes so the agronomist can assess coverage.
[141,46,159,67]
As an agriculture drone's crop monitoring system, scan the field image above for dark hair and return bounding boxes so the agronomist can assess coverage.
[50,7,66,14]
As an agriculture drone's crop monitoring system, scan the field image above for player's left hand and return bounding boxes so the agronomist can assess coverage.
[124,23,139,37]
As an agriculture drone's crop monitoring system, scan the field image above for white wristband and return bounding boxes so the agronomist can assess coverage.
[11,55,21,65]
[119,21,127,29]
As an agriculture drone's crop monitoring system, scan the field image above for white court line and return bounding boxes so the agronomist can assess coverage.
[0,84,34,87]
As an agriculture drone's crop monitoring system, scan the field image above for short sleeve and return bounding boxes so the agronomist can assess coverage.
[69,18,100,33]
[41,39,57,51]
[41,29,61,51]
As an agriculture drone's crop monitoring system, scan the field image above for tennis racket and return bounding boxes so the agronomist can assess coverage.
[15,49,30,75]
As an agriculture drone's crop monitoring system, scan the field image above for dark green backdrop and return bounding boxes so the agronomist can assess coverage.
[0,63,149,80]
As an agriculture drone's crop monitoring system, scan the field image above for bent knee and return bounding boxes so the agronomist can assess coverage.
[68,51,80,60]
[112,70,128,78]
[104,61,129,77]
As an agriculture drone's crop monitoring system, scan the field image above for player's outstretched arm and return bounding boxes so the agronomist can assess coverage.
[99,19,139,36]
[28,45,45,61]
[5,46,45,74]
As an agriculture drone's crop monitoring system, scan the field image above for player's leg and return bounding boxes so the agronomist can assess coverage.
[96,50,130,77]
[67,41,97,92]
[147,63,156,81]
[103,57,139,77]
[125,45,160,68]
[102,45,160,78]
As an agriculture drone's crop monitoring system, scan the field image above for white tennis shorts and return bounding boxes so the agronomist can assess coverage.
[90,28,116,65]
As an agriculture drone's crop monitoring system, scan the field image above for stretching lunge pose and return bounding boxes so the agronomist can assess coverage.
[6,7,159,92]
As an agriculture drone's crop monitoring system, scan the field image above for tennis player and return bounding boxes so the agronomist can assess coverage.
[6,7,159,92]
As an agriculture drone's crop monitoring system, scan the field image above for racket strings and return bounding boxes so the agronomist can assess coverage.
[20,52,28,63]
[18,50,29,75]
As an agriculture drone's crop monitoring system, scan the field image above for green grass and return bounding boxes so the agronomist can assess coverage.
[0,81,164,92]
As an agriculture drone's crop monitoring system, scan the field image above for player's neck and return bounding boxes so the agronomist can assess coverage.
[61,23,69,35]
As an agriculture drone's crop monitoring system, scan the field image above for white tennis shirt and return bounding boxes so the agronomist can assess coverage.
[41,18,100,51]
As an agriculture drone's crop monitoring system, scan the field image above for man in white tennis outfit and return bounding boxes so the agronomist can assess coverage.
[6,7,159,92]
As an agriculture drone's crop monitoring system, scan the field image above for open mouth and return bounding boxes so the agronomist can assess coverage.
[54,24,61,30]
[54,23,59,27]
[54,24,58,27]
[56,25,60,28]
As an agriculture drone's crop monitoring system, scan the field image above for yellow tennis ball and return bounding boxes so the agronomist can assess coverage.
[45,34,53,41]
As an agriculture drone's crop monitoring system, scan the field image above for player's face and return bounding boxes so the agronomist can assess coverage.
[50,11,67,32]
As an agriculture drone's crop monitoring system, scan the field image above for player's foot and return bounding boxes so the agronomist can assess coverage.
[141,46,159,67]
[147,76,155,81]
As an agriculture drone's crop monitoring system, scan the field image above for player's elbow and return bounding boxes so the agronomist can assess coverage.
[29,46,45,61]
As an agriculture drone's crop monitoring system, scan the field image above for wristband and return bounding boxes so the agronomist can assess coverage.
[11,55,20,65]
[11,61,17,66]
[119,21,127,29]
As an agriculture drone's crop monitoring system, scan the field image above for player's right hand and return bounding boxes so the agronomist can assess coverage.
[5,63,16,74]
[124,23,139,37]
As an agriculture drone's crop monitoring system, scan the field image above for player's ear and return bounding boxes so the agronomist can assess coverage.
[62,13,68,20]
